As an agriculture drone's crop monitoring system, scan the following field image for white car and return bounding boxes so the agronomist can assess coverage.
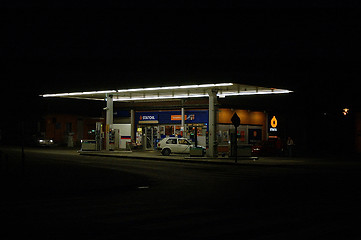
[157,137,194,156]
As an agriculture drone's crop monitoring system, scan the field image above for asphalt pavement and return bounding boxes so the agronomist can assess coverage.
[1,146,361,239]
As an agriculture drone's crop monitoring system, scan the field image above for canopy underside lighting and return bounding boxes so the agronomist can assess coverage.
[41,83,292,102]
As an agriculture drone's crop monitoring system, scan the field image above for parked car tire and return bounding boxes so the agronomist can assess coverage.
[162,148,171,156]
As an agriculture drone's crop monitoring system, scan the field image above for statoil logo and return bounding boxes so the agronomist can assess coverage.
[140,115,156,120]
[270,116,278,132]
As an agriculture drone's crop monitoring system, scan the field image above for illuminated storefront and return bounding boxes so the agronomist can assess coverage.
[134,108,267,151]
[217,109,267,153]
[135,110,208,149]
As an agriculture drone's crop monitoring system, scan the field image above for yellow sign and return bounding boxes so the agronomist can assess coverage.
[271,116,278,128]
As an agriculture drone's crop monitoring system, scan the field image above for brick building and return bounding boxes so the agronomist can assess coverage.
[44,114,104,146]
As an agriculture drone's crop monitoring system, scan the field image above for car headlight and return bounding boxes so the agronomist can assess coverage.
[49,140,53,143]
[39,139,45,143]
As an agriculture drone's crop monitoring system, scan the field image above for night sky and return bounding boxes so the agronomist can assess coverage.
[1,7,361,124]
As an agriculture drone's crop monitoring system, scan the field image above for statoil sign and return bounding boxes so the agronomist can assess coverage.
[269,115,278,132]
[139,114,159,124]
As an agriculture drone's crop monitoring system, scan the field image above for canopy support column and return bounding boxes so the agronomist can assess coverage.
[105,94,113,151]
[207,89,218,157]
[131,109,135,143]
[181,100,185,137]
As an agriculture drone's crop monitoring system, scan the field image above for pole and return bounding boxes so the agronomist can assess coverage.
[208,89,218,157]
[231,112,241,164]
[235,125,238,164]
[194,126,198,147]
[131,109,135,143]
[181,106,185,137]
[105,94,113,151]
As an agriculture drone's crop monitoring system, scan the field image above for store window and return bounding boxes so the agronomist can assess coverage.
[217,125,231,145]
[136,128,142,145]
[238,130,245,142]
[165,125,174,136]
[175,125,181,136]
[159,126,165,135]
[221,130,229,143]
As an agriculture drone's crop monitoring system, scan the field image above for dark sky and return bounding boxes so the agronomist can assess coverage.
[1,7,361,117]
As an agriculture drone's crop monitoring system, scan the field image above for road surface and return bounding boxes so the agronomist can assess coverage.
[1,147,361,239]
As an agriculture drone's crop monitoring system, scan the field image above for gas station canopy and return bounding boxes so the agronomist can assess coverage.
[41,82,292,155]
[41,83,292,101]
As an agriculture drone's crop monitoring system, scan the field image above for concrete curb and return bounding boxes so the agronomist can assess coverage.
[78,151,233,165]
[78,151,306,167]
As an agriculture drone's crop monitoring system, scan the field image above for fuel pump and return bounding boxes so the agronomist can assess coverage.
[95,122,103,151]
[109,129,120,150]
[109,129,115,150]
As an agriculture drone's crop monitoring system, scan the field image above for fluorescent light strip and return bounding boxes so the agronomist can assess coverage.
[218,89,293,98]
[42,90,117,97]
[114,94,209,101]
[68,97,105,101]
[116,83,233,93]
[41,83,233,97]
[41,84,292,101]
[113,89,292,101]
